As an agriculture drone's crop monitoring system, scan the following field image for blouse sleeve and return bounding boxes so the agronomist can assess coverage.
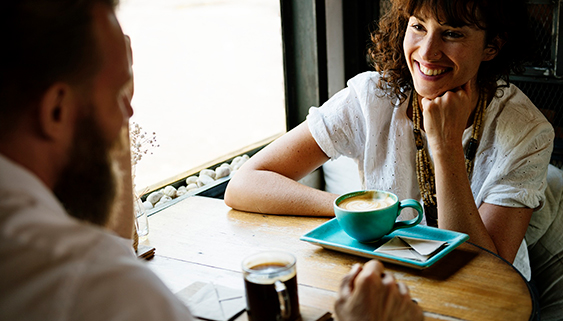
[479,100,555,210]
[307,72,382,160]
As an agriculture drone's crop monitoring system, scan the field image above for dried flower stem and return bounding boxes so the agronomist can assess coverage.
[130,121,159,197]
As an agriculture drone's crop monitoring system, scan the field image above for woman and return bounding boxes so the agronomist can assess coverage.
[225,0,554,279]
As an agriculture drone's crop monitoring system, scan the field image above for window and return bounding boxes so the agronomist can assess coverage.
[116,0,286,193]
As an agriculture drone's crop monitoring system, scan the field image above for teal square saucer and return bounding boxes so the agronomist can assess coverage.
[300,218,469,269]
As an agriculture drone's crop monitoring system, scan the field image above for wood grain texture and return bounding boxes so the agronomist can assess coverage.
[143,196,532,321]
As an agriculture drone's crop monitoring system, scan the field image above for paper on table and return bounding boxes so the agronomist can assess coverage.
[179,282,246,321]
[374,236,447,262]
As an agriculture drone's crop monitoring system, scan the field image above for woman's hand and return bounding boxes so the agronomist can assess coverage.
[420,80,478,154]
[335,260,423,321]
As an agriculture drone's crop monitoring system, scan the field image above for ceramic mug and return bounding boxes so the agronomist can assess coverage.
[334,190,423,243]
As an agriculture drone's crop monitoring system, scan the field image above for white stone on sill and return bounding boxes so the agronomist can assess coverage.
[215,166,231,179]
[231,154,249,170]
[147,191,164,205]
[155,195,172,207]
[163,185,177,198]
[231,156,243,166]
[197,175,215,187]
[186,183,199,191]
[143,200,154,210]
[176,186,187,196]
[200,169,216,180]
[185,176,198,185]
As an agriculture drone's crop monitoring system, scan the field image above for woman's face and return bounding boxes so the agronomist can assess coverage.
[403,11,497,99]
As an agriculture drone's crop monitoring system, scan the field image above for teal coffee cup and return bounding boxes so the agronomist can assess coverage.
[334,190,423,243]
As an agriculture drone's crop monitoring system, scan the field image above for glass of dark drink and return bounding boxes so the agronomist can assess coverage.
[242,251,301,321]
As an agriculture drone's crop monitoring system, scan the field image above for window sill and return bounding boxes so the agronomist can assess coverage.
[145,175,231,217]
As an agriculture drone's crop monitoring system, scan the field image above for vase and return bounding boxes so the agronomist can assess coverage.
[134,197,149,237]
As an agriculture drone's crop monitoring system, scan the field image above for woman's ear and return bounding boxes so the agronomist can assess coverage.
[38,83,78,141]
[483,35,506,61]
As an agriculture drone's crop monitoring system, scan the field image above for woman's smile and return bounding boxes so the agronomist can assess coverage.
[415,61,451,80]
[417,62,448,77]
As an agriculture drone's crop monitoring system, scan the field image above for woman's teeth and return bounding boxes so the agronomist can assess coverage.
[419,64,446,76]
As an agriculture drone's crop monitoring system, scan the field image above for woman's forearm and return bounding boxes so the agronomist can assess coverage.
[224,121,338,217]
[433,145,498,254]
[225,168,337,216]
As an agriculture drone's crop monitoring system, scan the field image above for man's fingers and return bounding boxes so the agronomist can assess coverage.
[339,263,362,296]
[381,272,410,297]
[354,260,387,296]
[362,259,385,275]
[397,281,409,296]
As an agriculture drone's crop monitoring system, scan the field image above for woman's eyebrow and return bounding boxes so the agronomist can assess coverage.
[413,14,426,22]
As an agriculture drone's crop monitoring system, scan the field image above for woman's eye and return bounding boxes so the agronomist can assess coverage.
[444,31,463,39]
[411,24,424,32]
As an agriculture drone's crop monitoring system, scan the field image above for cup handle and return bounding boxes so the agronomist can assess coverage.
[391,199,424,232]
[275,280,291,319]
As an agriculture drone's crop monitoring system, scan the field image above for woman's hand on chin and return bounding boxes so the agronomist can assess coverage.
[420,80,478,154]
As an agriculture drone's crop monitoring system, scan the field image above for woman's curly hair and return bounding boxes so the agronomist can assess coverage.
[368,0,534,102]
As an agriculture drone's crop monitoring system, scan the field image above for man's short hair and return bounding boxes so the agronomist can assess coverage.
[0,0,118,135]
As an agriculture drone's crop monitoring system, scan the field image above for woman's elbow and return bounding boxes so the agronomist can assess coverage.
[224,173,247,209]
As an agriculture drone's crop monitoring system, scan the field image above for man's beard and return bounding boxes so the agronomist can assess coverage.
[53,115,123,227]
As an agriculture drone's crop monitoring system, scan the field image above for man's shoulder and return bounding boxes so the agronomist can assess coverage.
[0,187,130,258]
[0,193,193,320]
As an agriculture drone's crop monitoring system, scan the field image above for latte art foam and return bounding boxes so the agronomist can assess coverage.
[338,193,395,211]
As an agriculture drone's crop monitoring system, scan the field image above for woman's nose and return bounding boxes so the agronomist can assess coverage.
[419,33,442,60]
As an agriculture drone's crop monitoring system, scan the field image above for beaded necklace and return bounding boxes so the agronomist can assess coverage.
[411,90,486,227]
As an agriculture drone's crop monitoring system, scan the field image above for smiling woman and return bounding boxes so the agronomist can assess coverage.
[403,14,498,100]
[115,0,286,193]
[224,0,554,287]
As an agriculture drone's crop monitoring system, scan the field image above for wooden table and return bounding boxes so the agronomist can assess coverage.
[142,196,534,321]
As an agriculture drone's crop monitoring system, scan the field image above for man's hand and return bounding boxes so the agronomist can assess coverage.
[335,260,423,321]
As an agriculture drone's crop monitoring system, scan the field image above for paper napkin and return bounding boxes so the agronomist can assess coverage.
[374,236,447,262]
[178,282,246,321]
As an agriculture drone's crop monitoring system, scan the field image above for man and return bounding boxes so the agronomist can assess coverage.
[0,1,192,319]
[0,1,422,320]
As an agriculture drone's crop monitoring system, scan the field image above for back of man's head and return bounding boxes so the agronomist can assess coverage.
[0,0,118,137]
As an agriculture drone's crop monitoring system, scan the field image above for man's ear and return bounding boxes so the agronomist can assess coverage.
[483,35,506,62]
[38,83,78,140]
